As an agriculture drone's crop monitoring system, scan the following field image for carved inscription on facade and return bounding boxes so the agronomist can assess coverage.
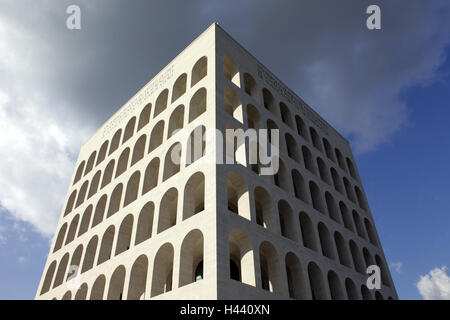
[102,65,174,138]
[257,63,330,136]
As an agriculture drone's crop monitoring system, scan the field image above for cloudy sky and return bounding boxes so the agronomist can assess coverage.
[0,0,450,299]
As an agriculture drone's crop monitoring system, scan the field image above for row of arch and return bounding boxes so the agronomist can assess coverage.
[42,229,205,299]
[226,175,389,285]
[227,164,375,245]
[228,229,392,299]
[64,124,206,218]
[222,55,359,181]
[54,170,205,254]
[72,56,208,186]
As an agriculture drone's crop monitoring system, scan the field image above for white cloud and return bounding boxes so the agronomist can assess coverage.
[390,261,403,274]
[17,256,26,264]
[416,266,450,300]
[0,7,94,237]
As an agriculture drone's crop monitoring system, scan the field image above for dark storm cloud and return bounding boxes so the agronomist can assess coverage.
[0,0,449,235]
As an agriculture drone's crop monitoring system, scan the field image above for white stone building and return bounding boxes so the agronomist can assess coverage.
[35,23,398,300]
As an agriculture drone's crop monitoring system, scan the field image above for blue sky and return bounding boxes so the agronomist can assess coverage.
[0,0,450,299]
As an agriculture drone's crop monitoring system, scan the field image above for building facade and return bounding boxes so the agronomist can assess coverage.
[35,23,398,300]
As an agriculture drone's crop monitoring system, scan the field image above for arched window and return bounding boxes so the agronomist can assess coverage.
[124,171,140,207]
[355,186,368,210]
[191,56,207,87]
[243,73,259,102]
[274,159,291,193]
[40,261,57,295]
[189,87,206,122]
[109,129,122,155]
[183,172,205,220]
[299,212,318,251]
[53,253,69,288]
[179,229,204,286]
[349,240,365,274]
[308,262,327,300]
[317,157,331,184]
[262,88,277,115]
[138,103,152,131]
[97,225,115,265]
[375,255,391,287]
[127,255,148,300]
[247,104,260,129]
[335,148,346,171]
[81,236,98,273]
[325,192,340,223]
[295,115,308,141]
[135,202,154,245]
[84,151,96,176]
[88,171,101,199]
[73,161,85,185]
[90,275,106,300]
[343,177,356,203]
[64,190,77,216]
[363,247,375,268]
[280,103,293,128]
[352,210,367,239]
[92,195,107,228]
[171,73,187,103]
[259,241,282,293]
[291,169,308,203]
[75,181,88,208]
[101,160,115,189]
[346,157,358,179]
[154,89,169,118]
[345,278,359,300]
[142,158,159,194]
[323,138,334,162]
[131,134,146,166]
[328,271,345,300]
[107,265,125,300]
[361,285,373,300]
[62,291,72,300]
[115,148,130,178]
[302,146,315,174]
[278,200,297,241]
[151,243,174,297]
[364,218,378,247]
[309,127,322,152]
[229,229,255,286]
[318,222,336,260]
[53,223,67,253]
[226,172,250,219]
[107,184,123,218]
[285,252,308,299]
[115,215,133,256]
[254,186,276,232]
[309,181,325,213]
[69,245,83,275]
[148,120,164,154]
[157,188,177,234]
[335,205,351,233]
[167,105,184,138]
[186,126,206,166]
[65,214,80,245]
[223,56,240,87]
[74,283,88,300]
[224,87,243,123]
[331,168,344,193]
[122,117,136,144]
[78,205,93,237]
[334,232,352,267]
[285,133,300,162]
[163,142,181,181]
